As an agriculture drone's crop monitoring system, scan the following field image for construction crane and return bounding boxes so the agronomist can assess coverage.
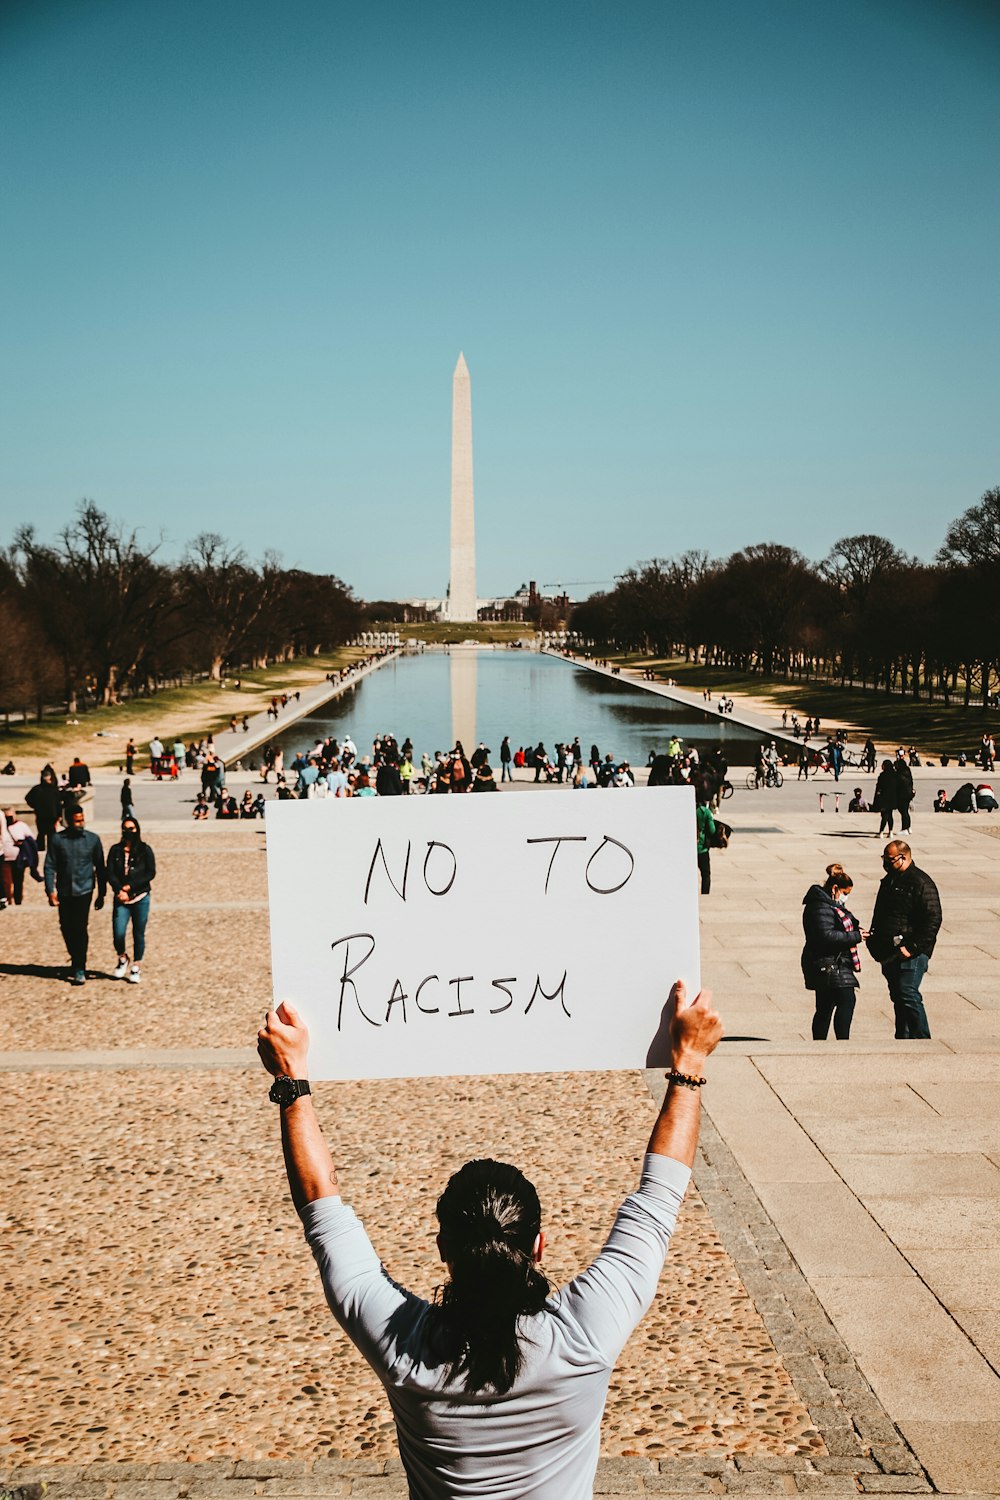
[542,580,612,593]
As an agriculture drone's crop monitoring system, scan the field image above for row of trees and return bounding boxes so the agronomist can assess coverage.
[0,503,364,719]
[570,488,1000,708]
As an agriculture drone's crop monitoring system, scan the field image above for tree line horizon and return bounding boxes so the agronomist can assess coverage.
[0,503,365,719]
[571,486,1000,709]
[1,487,997,720]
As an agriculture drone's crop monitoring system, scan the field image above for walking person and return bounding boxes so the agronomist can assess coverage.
[893,756,914,835]
[256,979,724,1500]
[873,760,897,836]
[107,816,156,984]
[25,764,62,851]
[43,804,106,985]
[867,841,942,1039]
[120,777,136,821]
[801,863,865,1040]
[695,789,716,896]
[1,808,42,908]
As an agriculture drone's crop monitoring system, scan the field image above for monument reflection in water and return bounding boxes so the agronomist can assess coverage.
[272,650,764,767]
[451,648,477,750]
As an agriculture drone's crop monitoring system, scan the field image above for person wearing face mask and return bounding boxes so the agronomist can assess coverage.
[867,841,942,1039]
[801,862,867,1040]
[43,805,106,985]
[107,817,157,984]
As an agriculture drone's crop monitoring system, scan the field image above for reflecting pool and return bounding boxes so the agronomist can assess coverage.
[272,650,764,764]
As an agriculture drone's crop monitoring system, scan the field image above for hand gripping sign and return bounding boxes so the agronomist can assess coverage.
[265,787,700,1080]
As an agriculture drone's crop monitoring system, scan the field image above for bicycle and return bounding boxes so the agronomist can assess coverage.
[746,767,783,789]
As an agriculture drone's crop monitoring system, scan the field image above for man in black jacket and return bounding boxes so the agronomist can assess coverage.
[43,805,106,985]
[869,841,942,1038]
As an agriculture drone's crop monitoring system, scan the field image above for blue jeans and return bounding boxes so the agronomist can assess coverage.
[501,761,512,781]
[884,953,930,1038]
[113,894,150,962]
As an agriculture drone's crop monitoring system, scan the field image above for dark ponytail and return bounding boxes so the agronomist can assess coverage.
[435,1158,551,1394]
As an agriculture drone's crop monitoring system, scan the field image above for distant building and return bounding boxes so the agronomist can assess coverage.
[404,580,574,625]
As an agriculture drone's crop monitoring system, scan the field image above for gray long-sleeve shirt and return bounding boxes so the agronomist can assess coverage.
[43,828,106,900]
[301,1152,690,1500]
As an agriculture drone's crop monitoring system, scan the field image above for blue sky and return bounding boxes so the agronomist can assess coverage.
[2,0,998,599]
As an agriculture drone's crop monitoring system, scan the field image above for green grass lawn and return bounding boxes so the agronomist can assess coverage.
[611,654,997,756]
[0,648,364,769]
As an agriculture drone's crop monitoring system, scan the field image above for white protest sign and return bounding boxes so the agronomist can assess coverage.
[265,787,700,1080]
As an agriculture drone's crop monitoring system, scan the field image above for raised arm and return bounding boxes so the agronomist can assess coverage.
[257,1002,339,1212]
[646,981,724,1167]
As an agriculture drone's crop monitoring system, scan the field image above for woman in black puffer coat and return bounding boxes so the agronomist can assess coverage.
[801,862,866,1040]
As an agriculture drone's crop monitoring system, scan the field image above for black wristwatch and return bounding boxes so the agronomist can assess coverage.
[268,1075,312,1106]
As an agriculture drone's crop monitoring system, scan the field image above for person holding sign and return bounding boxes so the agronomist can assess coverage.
[258,980,723,1500]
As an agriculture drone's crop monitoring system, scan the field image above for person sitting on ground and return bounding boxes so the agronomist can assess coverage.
[933,789,952,813]
[240,790,258,819]
[471,762,498,792]
[976,782,999,811]
[949,782,977,813]
[216,790,239,819]
[848,788,869,812]
[257,980,724,1500]
[192,792,210,821]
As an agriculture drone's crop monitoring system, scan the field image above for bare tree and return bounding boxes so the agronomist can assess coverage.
[14,502,169,707]
[937,486,1000,568]
[179,534,267,680]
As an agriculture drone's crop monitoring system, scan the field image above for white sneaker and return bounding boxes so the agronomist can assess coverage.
[127,967,141,984]
[114,957,129,979]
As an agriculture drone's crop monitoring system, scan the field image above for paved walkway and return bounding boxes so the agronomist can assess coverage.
[548,650,944,766]
[1,789,998,1496]
[210,651,401,768]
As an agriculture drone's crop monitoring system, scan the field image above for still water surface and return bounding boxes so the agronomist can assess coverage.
[273,650,762,764]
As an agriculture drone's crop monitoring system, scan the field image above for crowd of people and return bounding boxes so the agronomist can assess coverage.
[243,732,712,802]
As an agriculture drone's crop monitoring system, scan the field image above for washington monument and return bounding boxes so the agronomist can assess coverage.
[447,352,477,622]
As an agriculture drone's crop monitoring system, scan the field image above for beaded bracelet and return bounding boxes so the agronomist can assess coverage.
[666,1069,707,1089]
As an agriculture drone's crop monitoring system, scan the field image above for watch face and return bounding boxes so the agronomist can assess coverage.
[269,1076,298,1105]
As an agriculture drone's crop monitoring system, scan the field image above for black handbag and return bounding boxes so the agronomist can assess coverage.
[711,820,732,850]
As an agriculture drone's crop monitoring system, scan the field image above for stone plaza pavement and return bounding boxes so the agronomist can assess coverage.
[1,788,998,1499]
